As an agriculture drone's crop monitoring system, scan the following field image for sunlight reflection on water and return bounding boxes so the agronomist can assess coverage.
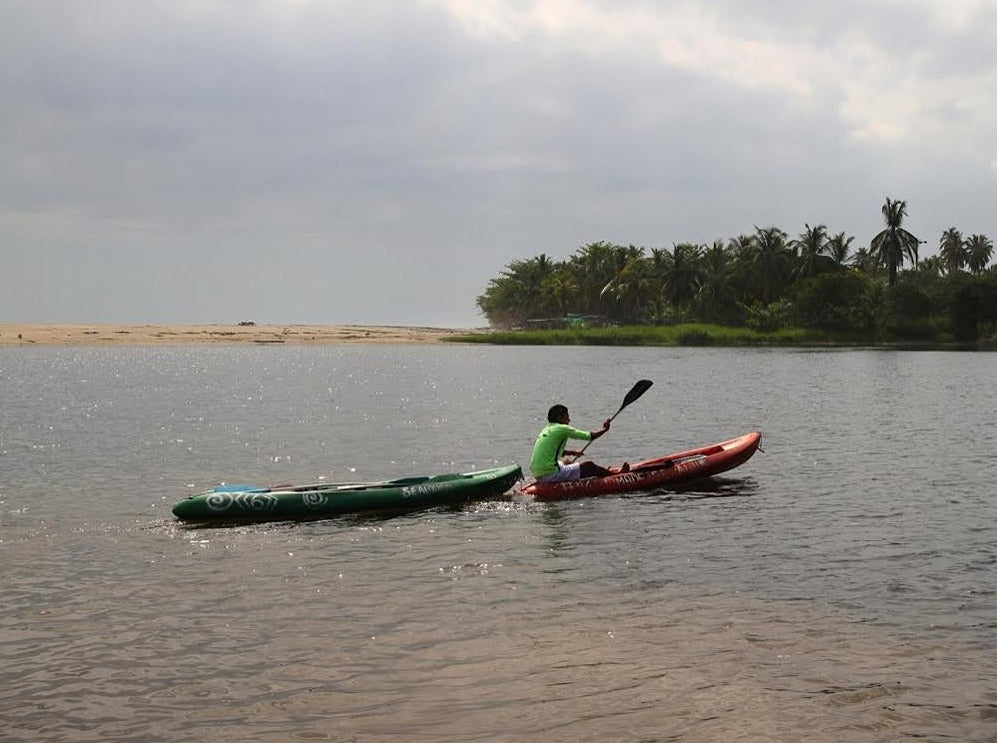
[1,345,994,741]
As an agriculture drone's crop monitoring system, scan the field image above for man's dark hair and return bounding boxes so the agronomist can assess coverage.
[547,404,568,423]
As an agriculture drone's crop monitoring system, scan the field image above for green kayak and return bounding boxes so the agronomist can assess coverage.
[171,464,522,523]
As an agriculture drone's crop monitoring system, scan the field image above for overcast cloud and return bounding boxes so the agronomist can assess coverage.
[2,0,995,326]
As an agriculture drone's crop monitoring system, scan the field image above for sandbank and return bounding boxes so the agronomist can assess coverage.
[0,323,469,346]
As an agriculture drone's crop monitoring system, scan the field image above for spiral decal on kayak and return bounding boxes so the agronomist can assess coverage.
[205,493,234,511]
[301,492,328,509]
[205,492,278,512]
[237,493,278,511]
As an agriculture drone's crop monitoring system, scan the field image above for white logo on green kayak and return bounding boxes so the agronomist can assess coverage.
[401,483,449,498]
[205,492,279,511]
[302,492,328,508]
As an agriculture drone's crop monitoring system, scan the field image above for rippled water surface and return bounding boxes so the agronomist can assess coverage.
[1,345,995,741]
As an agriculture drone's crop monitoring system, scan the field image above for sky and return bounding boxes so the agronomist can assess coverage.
[2,0,995,328]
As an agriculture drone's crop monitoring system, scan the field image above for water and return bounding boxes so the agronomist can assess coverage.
[1,345,994,742]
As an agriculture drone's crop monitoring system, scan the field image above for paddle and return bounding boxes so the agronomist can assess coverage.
[571,379,653,461]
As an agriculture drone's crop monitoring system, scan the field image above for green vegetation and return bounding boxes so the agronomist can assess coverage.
[454,323,825,346]
[471,198,997,347]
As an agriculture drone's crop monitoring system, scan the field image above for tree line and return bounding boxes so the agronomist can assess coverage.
[476,198,997,343]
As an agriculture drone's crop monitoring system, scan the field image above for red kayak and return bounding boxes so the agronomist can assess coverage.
[521,431,761,501]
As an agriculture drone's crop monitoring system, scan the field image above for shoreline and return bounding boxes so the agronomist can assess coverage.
[0,323,470,346]
[4,323,990,350]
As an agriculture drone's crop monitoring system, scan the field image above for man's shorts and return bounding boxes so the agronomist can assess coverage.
[537,462,582,483]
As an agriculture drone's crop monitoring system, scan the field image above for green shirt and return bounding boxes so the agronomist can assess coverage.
[530,423,592,478]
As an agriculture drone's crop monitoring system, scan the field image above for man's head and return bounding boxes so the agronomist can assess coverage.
[547,404,569,423]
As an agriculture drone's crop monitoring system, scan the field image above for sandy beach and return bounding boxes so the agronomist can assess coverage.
[0,323,470,346]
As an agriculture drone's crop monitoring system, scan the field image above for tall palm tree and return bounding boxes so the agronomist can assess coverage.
[870,197,921,285]
[938,227,967,274]
[965,234,994,275]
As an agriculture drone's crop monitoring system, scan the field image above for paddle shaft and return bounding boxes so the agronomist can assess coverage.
[572,379,652,461]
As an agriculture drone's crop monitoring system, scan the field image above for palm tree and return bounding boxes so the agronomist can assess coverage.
[541,268,580,315]
[476,253,559,325]
[851,246,879,274]
[728,233,757,259]
[739,226,792,304]
[825,232,855,267]
[532,253,555,274]
[726,234,757,300]
[938,227,967,274]
[571,242,641,318]
[597,244,646,321]
[570,242,615,314]
[648,247,670,283]
[870,198,921,285]
[697,239,738,322]
[662,242,704,311]
[917,255,944,276]
[602,255,658,323]
[790,223,828,278]
[965,234,994,275]
[521,254,558,314]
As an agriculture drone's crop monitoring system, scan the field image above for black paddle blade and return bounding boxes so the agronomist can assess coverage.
[620,379,653,410]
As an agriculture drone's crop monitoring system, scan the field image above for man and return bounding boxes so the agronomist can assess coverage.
[529,404,628,482]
